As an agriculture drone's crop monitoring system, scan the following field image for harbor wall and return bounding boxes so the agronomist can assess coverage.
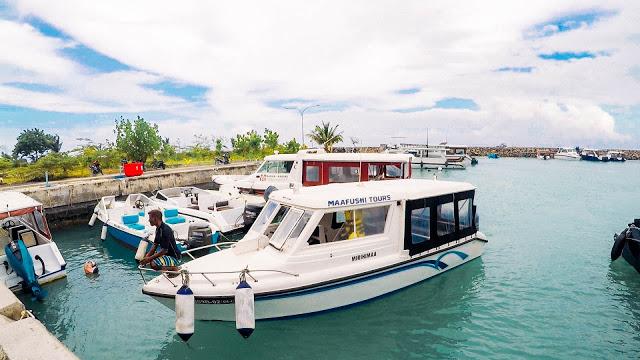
[0,284,78,360]
[6,162,259,228]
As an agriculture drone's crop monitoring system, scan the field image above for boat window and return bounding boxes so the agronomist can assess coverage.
[249,200,279,233]
[263,205,290,238]
[368,164,384,180]
[458,198,473,230]
[410,206,430,245]
[269,209,311,250]
[385,164,402,178]
[256,160,294,174]
[437,202,455,236]
[328,166,360,183]
[305,165,320,182]
[308,206,389,245]
[33,209,51,239]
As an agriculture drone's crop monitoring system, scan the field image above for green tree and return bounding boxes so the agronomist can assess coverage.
[262,128,279,150]
[12,128,58,161]
[37,153,79,177]
[214,138,224,156]
[157,137,176,160]
[231,130,262,157]
[307,122,344,152]
[47,134,63,152]
[281,138,301,154]
[114,116,162,163]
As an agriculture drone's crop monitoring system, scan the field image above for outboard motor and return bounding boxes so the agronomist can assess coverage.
[243,204,264,228]
[5,240,45,300]
[186,224,213,258]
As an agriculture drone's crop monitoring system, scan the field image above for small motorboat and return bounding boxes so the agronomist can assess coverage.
[91,194,219,254]
[141,178,487,321]
[580,149,609,162]
[0,192,66,298]
[611,219,640,273]
[536,150,554,160]
[151,187,264,233]
[555,147,581,161]
[445,145,477,168]
[487,153,499,159]
[607,151,626,162]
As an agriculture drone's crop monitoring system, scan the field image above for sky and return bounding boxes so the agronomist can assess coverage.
[0,0,639,152]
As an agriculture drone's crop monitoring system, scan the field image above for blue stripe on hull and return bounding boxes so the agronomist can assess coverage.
[106,225,144,250]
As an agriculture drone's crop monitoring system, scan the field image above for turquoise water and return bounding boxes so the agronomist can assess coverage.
[19,158,640,359]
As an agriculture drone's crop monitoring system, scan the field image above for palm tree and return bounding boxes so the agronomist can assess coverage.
[307,122,344,152]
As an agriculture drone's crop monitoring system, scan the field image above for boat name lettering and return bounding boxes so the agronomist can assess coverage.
[196,298,234,305]
[327,195,391,207]
[352,251,376,262]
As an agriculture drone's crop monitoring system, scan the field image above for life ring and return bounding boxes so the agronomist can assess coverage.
[611,230,627,261]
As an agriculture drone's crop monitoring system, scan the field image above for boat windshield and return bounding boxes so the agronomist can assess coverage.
[256,160,294,174]
[269,208,312,250]
[249,200,279,233]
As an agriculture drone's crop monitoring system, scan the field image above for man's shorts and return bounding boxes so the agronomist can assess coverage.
[152,255,180,268]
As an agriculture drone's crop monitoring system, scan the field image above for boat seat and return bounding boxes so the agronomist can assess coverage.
[164,208,186,225]
[126,223,146,231]
[18,230,38,247]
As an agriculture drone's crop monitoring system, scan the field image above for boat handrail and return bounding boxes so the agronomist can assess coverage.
[137,264,299,287]
[180,241,237,260]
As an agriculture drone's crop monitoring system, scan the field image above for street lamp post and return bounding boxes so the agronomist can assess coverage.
[283,104,320,147]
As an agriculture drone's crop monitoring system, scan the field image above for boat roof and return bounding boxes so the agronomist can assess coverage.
[0,191,43,213]
[264,150,411,163]
[270,179,475,209]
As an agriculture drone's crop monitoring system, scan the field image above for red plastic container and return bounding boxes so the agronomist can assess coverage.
[123,162,144,177]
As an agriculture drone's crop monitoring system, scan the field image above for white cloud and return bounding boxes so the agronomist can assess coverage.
[1,0,639,149]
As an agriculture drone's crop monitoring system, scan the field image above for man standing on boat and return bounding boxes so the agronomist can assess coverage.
[140,209,181,272]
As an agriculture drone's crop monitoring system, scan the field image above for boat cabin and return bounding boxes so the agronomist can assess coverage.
[242,179,479,258]
[223,149,412,194]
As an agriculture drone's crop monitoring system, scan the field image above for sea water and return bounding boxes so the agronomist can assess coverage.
[19,158,640,359]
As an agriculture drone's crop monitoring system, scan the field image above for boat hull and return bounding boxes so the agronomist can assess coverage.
[107,224,145,250]
[555,154,580,161]
[147,238,486,321]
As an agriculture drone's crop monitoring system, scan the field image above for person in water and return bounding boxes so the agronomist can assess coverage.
[140,209,181,272]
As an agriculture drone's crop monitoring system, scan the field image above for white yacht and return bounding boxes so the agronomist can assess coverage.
[555,147,581,161]
[607,151,626,162]
[388,144,448,169]
[444,145,477,168]
[141,179,487,320]
[0,192,66,298]
[212,149,412,195]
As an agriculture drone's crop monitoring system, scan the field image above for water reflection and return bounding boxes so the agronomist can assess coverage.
[155,259,486,360]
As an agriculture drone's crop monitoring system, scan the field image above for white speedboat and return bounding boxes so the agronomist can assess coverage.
[555,147,581,160]
[536,149,554,160]
[444,145,477,168]
[91,194,218,253]
[0,192,66,298]
[212,149,412,194]
[142,179,487,320]
[151,187,264,233]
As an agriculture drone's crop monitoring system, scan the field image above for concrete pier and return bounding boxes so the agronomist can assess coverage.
[2,162,258,228]
[0,284,78,360]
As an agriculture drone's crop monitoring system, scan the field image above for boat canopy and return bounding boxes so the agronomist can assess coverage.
[0,191,44,220]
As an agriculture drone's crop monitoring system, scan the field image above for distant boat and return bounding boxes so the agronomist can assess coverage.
[536,149,554,160]
[607,151,626,162]
[487,153,499,159]
[555,147,581,161]
[580,149,609,162]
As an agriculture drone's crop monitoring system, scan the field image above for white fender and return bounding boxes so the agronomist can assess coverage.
[100,225,108,241]
[135,239,149,262]
[235,280,255,338]
[88,212,98,226]
[175,285,195,342]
